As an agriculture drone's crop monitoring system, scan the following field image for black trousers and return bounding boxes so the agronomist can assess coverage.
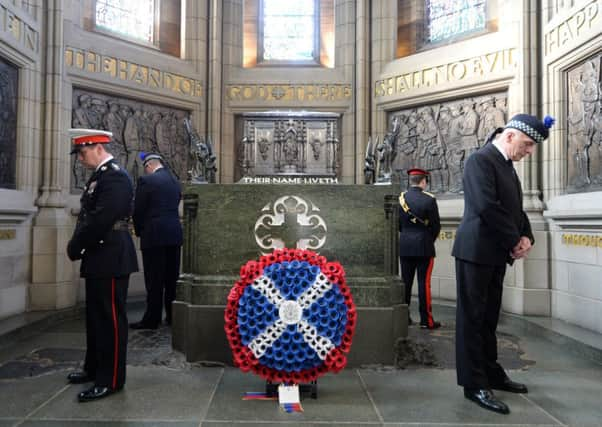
[400,256,435,327]
[455,258,507,388]
[141,245,181,326]
[84,275,129,390]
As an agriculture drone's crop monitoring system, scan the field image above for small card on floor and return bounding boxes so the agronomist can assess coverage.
[278,384,300,406]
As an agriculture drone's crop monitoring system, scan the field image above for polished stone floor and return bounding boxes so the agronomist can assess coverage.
[0,302,601,427]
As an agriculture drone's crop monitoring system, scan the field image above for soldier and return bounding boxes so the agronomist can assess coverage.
[66,129,138,402]
[131,153,183,329]
[398,168,441,329]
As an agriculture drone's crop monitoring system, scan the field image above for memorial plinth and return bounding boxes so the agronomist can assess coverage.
[172,184,408,366]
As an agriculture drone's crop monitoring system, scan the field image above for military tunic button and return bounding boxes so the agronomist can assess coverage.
[99,240,104,244]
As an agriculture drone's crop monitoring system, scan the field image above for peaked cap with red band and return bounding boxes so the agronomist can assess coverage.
[69,128,113,154]
[407,168,429,176]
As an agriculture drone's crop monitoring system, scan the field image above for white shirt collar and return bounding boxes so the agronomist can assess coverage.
[491,139,509,161]
[96,155,114,171]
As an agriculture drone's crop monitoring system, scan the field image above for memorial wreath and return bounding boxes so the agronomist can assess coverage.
[224,248,356,383]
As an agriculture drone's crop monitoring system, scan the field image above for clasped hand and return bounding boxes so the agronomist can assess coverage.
[511,236,532,259]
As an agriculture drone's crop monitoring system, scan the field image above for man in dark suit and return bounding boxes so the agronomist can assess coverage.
[66,128,139,402]
[452,114,554,414]
[399,168,441,329]
[130,153,183,329]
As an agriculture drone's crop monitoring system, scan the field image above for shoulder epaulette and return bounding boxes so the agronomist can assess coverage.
[423,190,436,198]
[110,162,120,171]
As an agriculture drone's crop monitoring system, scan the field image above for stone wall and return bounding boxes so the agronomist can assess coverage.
[542,0,602,332]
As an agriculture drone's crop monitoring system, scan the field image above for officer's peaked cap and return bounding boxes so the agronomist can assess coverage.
[69,128,112,154]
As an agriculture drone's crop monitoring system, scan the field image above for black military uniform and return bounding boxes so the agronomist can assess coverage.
[399,168,441,329]
[131,153,183,329]
[67,129,138,401]
[452,114,553,414]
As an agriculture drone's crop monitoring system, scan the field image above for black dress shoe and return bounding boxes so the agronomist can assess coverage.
[491,377,528,394]
[78,386,121,402]
[420,320,442,330]
[464,388,510,414]
[67,371,93,384]
[129,321,158,330]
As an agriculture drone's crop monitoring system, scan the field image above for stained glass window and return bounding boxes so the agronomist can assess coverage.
[262,0,316,61]
[427,0,486,43]
[95,0,155,44]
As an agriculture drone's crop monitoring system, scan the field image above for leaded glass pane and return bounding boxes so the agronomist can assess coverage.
[262,0,315,61]
[427,0,486,43]
[95,0,155,43]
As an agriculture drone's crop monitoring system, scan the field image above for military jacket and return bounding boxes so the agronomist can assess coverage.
[398,186,441,257]
[67,159,139,278]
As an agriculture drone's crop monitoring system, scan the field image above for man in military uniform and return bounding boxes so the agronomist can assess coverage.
[453,114,554,414]
[130,152,183,329]
[398,168,441,329]
[66,129,138,402]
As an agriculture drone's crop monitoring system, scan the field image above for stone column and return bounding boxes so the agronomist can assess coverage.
[354,0,370,184]
[501,0,550,316]
[207,0,224,181]
[31,0,77,310]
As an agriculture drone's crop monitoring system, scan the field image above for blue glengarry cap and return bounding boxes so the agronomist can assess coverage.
[139,152,163,166]
[504,114,555,143]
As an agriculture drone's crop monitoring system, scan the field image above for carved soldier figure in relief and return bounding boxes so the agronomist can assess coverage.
[477,97,506,144]
[282,128,299,165]
[446,104,465,193]
[568,72,592,187]
[459,101,480,158]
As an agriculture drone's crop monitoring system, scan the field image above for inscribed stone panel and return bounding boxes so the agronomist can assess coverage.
[236,114,340,181]
[0,57,18,189]
[70,88,190,192]
[387,92,507,194]
[566,53,602,192]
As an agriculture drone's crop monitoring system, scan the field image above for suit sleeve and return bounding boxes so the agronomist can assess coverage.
[520,211,534,244]
[429,199,441,241]
[463,154,521,251]
[68,172,131,258]
[133,177,150,237]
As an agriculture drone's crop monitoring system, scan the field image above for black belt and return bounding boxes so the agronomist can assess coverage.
[112,220,130,231]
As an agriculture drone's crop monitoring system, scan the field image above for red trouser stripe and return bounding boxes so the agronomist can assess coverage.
[425,258,435,327]
[111,278,118,390]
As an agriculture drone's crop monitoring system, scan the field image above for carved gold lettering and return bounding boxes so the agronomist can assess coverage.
[75,51,85,69]
[546,1,599,55]
[163,72,175,91]
[472,58,484,76]
[396,75,408,93]
[24,25,36,51]
[131,65,148,85]
[195,81,203,97]
[242,86,254,99]
[483,51,499,73]
[375,81,385,97]
[7,11,20,40]
[179,78,192,95]
[561,233,602,247]
[118,60,128,80]
[65,49,73,67]
[450,62,467,80]
[343,85,352,99]
[85,52,98,73]
[586,1,599,23]
[146,68,159,88]
[0,229,16,240]
[102,56,117,77]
